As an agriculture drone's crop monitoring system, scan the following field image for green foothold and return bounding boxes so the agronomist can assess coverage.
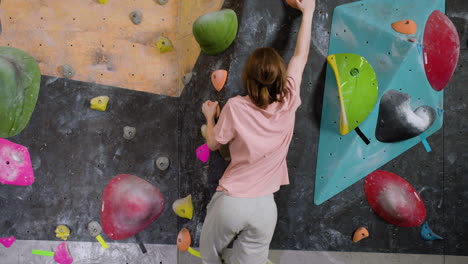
[130,10,143,25]
[156,0,168,5]
[0,47,41,138]
[32,250,55,257]
[156,37,173,53]
[192,9,238,55]
[327,53,378,135]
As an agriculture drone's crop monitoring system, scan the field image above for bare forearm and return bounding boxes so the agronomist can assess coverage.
[206,118,220,151]
[294,11,314,58]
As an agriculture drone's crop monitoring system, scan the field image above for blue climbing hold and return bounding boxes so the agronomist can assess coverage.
[420,221,443,240]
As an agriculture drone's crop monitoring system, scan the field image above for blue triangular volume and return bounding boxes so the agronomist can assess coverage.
[314,0,445,205]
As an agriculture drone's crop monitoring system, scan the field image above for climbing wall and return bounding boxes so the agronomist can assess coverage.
[0,0,467,262]
[0,0,223,96]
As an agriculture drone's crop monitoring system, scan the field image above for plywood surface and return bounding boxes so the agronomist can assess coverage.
[0,0,223,96]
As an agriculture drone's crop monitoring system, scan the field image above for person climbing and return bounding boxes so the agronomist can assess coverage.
[200,0,316,263]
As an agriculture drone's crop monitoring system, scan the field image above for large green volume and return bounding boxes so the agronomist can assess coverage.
[192,9,238,55]
[0,47,41,138]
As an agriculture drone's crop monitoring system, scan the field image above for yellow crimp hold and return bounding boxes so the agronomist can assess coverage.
[55,225,71,241]
[156,37,173,53]
[172,194,193,220]
[188,247,202,258]
[98,0,109,4]
[90,96,110,111]
[96,235,109,249]
[326,54,349,135]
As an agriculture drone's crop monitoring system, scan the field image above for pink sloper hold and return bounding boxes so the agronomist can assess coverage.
[423,10,460,91]
[196,144,210,163]
[0,138,34,186]
[54,242,73,264]
[0,236,16,248]
[100,174,165,240]
[364,170,426,227]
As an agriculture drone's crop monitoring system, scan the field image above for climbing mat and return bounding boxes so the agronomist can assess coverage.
[0,0,223,96]
[315,0,458,205]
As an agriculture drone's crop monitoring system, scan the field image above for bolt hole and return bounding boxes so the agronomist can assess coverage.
[6,161,10,165]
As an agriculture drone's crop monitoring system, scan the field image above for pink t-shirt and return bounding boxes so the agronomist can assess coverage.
[213,66,303,198]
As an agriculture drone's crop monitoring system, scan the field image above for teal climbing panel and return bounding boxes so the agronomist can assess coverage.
[315,0,447,205]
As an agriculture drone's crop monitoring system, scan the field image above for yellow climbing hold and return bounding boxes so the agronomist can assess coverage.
[55,225,71,241]
[90,96,110,111]
[156,37,173,53]
[172,194,193,219]
[97,0,109,4]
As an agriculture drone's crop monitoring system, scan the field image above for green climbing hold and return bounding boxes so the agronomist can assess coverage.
[0,47,41,138]
[326,53,378,135]
[192,9,238,55]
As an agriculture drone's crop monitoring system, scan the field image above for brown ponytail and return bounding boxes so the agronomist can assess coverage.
[242,47,287,109]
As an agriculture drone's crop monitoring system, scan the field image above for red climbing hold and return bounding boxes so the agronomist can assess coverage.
[423,10,460,91]
[364,170,426,227]
[100,174,165,240]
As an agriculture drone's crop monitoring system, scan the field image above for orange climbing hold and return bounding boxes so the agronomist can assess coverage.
[353,227,369,242]
[285,0,299,9]
[211,70,228,92]
[177,228,191,252]
[391,20,417,35]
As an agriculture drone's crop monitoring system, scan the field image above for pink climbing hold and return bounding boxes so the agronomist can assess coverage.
[196,144,210,163]
[54,242,73,264]
[0,236,16,248]
[365,170,426,227]
[100,174,165,240]
[0,138,34,186]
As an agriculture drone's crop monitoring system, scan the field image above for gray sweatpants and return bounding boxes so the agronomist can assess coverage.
[200,192,277,264]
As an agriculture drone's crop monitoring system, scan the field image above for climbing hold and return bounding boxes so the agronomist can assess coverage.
[54,242,73,264]
[218,144,231,162]
[284,0,299,9]
[211,70,228,92]
[352,227,369,242]
[375,90,436,143]
[183,72,193,86]
[193,9,238,55]
[156,37,173,53]
[156,156,170,171]
[365,170,426,227]
[129,10,143,25]
[391,20,417,35]
[90,96,110,111]
[408,38,416,43]
[172,195,194,220]
[97,0,109,4]
[0,138,34,186]
[420,221,443,240]
[196,143,210,163]
[0,47,41,138]
[100,174,165,240]
[177,228,191,252]
[201,124,207,139]
[55,225,71,241]
[156,0,168,5]
[0,236,16,248]
[61,64,75,79]
[423,10,460,91]
[123,126,136,140]
[87,221,102,237]
[326,53,378,135]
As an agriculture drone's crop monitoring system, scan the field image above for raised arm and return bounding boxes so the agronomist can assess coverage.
[287,0,315,80]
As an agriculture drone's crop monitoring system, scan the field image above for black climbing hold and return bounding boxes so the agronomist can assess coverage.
[375,90,436,142]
